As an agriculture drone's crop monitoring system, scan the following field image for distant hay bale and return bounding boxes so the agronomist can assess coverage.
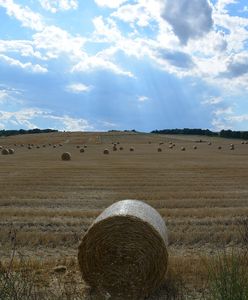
[218,146,222,150]
[169,145,173,149]
[103,149,109,155]
[8,149,15,155]
[119,146,124,150]
[157,147,162,152]
[84,145,87,148]
[148,141,151,144]
[76,145,80,148]
[0,146,2,150]
[159,142,164,145]
[53,145,57,148]
[2,148,9,155]
[193,145,197,150]
[36,146,40,149]
[113,146,117,151]
[43,145,46,148]
[117,142,120,145]
[208,142,212,146]
[59,144,63,147]
[80,148,85,153]
[78,200,168,299]
[230,144,235,150]
[241,141,245,144]
[61,152,71,161]
[181,147,186,151]
[28,146,32,150]
[130,147,134,152]
[21,144,24,147]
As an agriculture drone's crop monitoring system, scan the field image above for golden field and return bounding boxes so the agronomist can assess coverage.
[0,131,248,299]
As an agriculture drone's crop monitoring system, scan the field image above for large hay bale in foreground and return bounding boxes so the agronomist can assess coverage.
[78,200,168,299]
[2,148,9,155]
[61,152,71,161]
[8,148,15,154]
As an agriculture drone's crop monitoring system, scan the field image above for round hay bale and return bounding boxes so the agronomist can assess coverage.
[113,146,117,151]
[2,148,9,155]
[119,146,123,151]
[43,144,46,148]
[36,146,40,149]
[80,148,85,153]
[84,145,87,148]
[208,142,212,146]
[21,144,24,147]
[59,143,63,147]
[0,146,2,150]
[169,145,173,149]
[159,142,164,145]
[157,147,162,152]
[76,145,80,148]
[53,145,57,148]
[78,200,168,299]
[8,148,15,154]
[103,149,109,155]
[230,145,235,150]
[181,147,186,151]
[61,152,71,161]
[193,145,197,150]
[241,141,245,144]
[28,146,32,150]
[130,147,134,152]
[218,146,222,150]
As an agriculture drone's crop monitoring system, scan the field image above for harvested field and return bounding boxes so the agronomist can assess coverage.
[0,131,248,299]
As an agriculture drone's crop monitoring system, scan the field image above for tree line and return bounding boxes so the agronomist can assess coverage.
[151,128,248,139]
[0,128,58,137]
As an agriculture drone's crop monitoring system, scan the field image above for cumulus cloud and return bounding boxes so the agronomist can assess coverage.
[223,53,248,77]
[161,0,213,44]
[94,0,128,9]
[0,54,48,73]
[39,0,78,13]
[0,0,44,31]
[66,83,93,93]
[0,107,94,131]
[156,49,194,69]
[71,54,134,77]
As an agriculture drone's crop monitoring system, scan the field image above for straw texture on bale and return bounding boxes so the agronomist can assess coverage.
[78,199,168,300]
[61,152,71,161]
[2,148,9,155]
[8,148,15,154]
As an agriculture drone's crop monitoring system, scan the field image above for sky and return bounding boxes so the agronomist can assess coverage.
[0,0,248,132]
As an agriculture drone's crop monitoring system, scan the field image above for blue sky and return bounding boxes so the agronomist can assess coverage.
[0,0,248,132]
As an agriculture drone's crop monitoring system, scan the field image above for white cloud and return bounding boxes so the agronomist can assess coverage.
[71,53,134,77]
[66,83,93,93]
[46,115,93,131]
[94,0,128,9]
[213,107,233,116]
[39,0,78,13]
[0,0,44,31]
[202,97,223,105]
[138,95,150,102]
[227,114,248,122]
[0,54,48,73]
[0,107,94,131]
